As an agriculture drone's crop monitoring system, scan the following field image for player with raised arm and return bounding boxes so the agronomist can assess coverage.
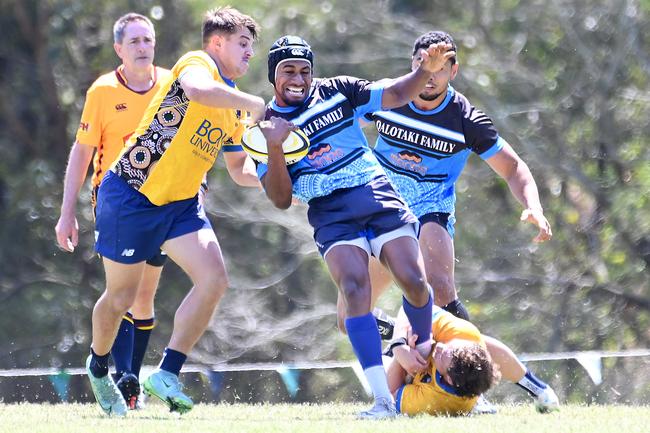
[339,30,553,413]
[84,7,263,416]
[340,30,551,325]
[382,306,560,416]
[256,35,455,419]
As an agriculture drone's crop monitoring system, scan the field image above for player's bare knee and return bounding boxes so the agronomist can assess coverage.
[199,272,229,302]
[340,280,371,311]
[397,271,429,304]
[107,290,137,315]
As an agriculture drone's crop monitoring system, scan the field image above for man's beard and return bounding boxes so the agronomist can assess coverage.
[418,90,443,101]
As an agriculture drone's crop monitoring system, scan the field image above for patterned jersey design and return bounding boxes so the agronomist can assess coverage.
[114,79,188,189]
[110,50,245,206]
[257,76,387,203]
[368,86,504,217]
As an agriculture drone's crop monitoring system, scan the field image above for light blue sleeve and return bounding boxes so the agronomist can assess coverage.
[479,136,505,160]
[354,82,385,119]
[256,162,268,180]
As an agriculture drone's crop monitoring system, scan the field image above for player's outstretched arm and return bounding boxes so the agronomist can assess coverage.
[381,42,455,110]
[223,151,261,187]
[259,117,295,209]
[482,335,527,383]
[180,67,266,122]
[55,141,94,252]
[486,141,552,243]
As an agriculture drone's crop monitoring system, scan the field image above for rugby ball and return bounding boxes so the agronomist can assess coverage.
[241,123,310,165]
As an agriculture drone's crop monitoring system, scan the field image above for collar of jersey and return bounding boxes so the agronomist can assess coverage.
[115,65,157,95]
[207,55,236,88]
[435,370,463,396]
[408,86,454,115]
[270,97,302,113]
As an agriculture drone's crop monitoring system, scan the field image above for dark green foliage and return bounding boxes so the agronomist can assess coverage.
[0,0,648,404]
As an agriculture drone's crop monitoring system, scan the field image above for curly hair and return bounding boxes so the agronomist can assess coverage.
[412,31,457,65]
[447,343,501,397]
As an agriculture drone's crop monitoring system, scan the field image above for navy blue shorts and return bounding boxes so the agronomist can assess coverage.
[95,171,211,264]
[307,176,418,256]
[419,212,455,238]
[93,184,168,267]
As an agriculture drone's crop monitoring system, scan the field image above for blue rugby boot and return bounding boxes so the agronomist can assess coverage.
[143,369,193,414]
[85,355,128,417]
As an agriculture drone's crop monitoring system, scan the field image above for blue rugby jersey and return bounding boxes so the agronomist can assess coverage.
[367,86,504,218]
[257,76,387,203]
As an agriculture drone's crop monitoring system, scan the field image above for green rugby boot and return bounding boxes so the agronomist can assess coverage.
[143,369,193,414]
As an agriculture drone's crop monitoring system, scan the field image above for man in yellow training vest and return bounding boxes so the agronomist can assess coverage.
[84,7,264,417]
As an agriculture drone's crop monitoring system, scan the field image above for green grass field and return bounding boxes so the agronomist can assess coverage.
[1,402,649,433]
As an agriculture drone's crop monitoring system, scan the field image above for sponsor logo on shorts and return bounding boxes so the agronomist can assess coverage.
[121,249,135,257]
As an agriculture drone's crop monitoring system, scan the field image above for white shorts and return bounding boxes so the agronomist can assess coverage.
[323,223,418,259]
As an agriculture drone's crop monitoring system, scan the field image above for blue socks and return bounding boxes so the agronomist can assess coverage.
[345,312,383,369]
[345,312,391,401]
[89,347,110,378]
[131,317,154,378]
[402,294,433,345]
[110,313,134,377]
[160,348,187,376]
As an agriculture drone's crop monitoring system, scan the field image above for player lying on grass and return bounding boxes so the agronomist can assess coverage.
[379,306,559,416]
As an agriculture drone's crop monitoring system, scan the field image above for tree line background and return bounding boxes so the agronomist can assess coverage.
[0,0,648,405]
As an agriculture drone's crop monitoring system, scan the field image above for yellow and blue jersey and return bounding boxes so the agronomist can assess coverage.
[75,66,171,189]
[396,306,485,416]
[112,50,246,206]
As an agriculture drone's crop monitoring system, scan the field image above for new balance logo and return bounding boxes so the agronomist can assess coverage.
[121,249,135,257]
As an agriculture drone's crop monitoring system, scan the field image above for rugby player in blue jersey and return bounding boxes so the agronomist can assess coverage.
[256,35,455,419]
[363,30,552,321]
[360,31,553,414]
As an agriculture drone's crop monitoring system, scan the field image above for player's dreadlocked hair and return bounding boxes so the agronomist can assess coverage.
[412,31,457,65]
[447,343,500,397]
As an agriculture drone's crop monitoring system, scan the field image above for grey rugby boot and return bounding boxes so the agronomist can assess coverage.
[357,397,398,420]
